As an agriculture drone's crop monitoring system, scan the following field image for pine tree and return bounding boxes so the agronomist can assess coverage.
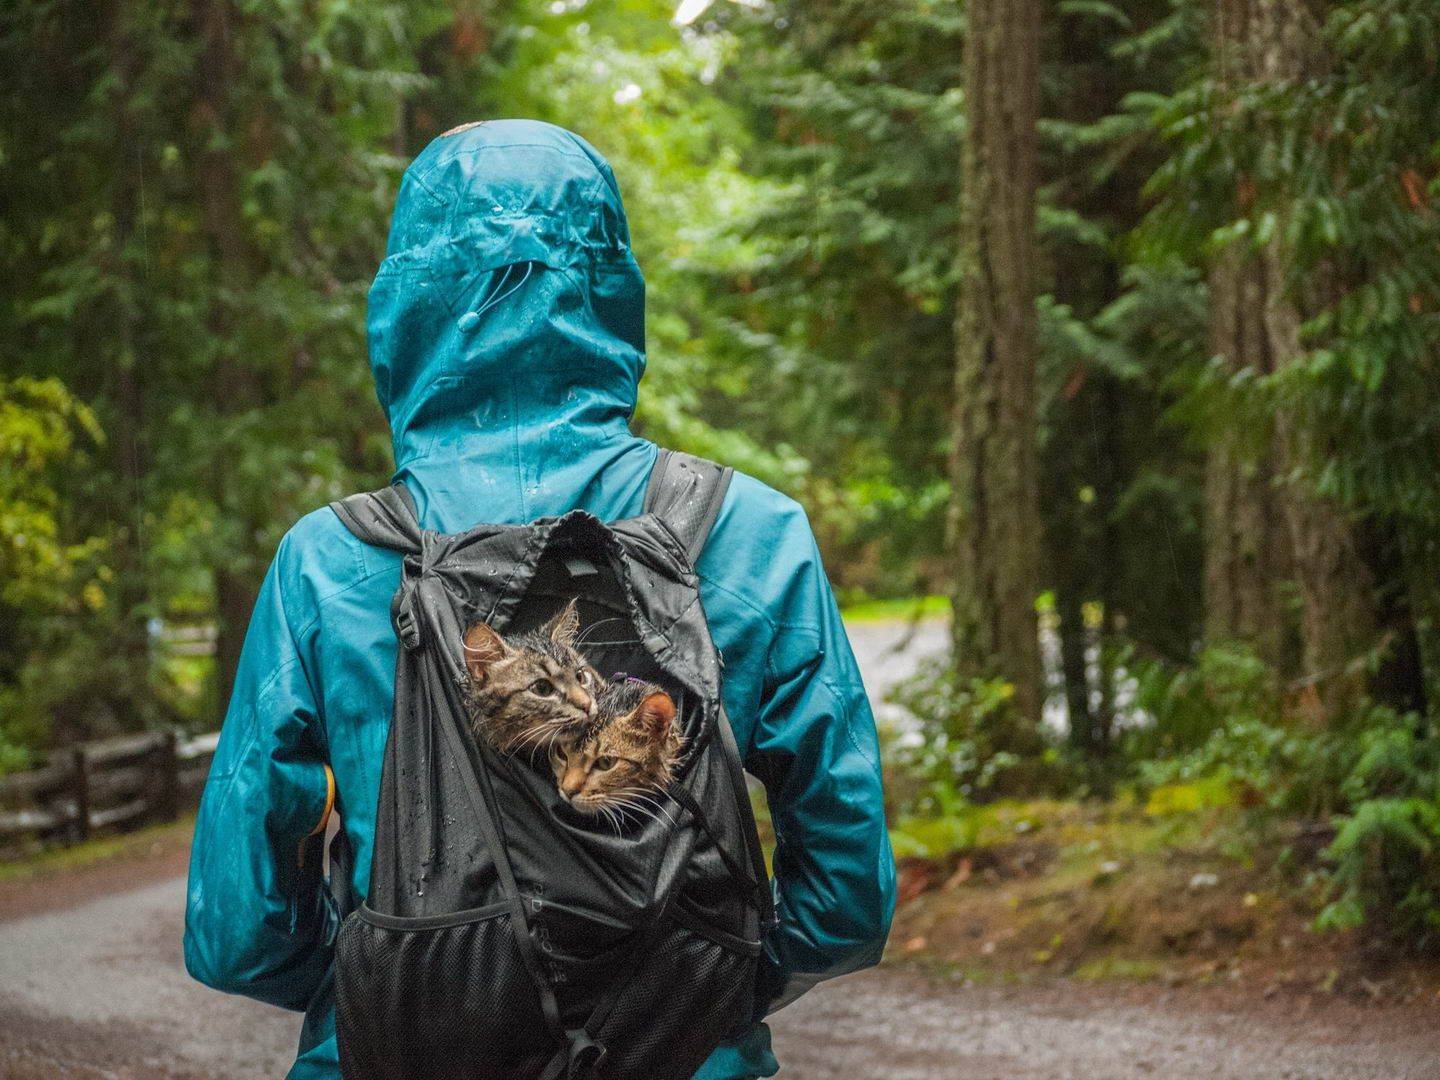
[1201,0,1292,666]
[948,0,1044,724]
[1208,0,1375,723]
[0,0,498,736]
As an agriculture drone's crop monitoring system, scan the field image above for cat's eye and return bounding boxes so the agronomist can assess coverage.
[530,678,557,697]
[593,756,617,771]
[578,669,594,688]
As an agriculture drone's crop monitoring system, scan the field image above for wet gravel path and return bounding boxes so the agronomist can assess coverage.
[4,873,1439,1079]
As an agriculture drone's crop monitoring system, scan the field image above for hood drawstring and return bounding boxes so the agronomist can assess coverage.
[456,260,538,334]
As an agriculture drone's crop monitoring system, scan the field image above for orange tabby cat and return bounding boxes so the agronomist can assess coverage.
[548,680,680,824]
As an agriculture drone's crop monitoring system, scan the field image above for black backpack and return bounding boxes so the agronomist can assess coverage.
[327,450,774,1080]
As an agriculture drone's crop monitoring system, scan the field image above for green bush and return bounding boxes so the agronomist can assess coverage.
[888,808,989,861]
[1136,714,1343,816]
[1126,642,1281,761]
[1132,654,1440,949]
[885,659,1053,813]
[1124,642,1365,818]
[1318,710,1440,950]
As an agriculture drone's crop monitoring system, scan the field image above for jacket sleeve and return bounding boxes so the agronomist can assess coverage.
[745,514,897,1016]
[183,536,336,1011]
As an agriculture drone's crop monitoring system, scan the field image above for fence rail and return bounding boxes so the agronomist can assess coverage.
[0,730,219,858]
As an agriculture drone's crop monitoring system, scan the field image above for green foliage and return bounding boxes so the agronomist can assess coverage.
[1128,643,1281,761]
[0,377,106,768]
[0,0,498,741]
[889,808,988,862]
[1319,711,1440,949]
[702,0,965,590]
[886,659,1044,812]
[0,378,103,608]
[1141,774,1235,817]
[1140,0,1440,705]
[1127,645,1440,946]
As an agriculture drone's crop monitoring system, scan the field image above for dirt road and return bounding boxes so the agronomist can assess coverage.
[5,619,1440,1078]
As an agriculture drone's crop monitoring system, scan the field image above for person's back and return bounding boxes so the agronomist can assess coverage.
[183,119,894,1080]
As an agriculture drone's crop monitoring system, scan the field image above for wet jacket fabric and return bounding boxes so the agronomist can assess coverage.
[183,119,895,1080]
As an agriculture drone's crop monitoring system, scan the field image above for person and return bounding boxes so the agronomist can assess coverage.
[183,118,895,1080]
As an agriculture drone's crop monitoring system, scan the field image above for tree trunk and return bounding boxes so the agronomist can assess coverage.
[1057,587,1094,753]
[1267,272,1375,723]
[1209,0,1375,724]
[214,569,257,715]
[104,0,155,731]
[1203,243,1289,665]
[1400,527,1440,721]
[948,0,1043,728]
[196,0,263,720]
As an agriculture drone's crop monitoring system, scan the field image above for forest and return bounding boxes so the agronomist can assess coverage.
[4,0,1440,965]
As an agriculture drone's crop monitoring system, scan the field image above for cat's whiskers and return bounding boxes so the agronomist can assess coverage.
[573,617,626,649]
[616,790,676,828]
[609,801,663,827]
[507,715,582,756]
[594,788,676,829]
[599,803,625,833]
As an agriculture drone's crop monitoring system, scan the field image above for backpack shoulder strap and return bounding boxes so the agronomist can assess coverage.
[642,449,734,563]
[329,482,423,553]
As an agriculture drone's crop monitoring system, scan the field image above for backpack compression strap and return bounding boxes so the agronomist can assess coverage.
[328,482,423,554]
[642,450,734,564]
[644,450,778,928]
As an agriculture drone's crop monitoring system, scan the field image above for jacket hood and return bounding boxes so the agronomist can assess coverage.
[368,120,647,499]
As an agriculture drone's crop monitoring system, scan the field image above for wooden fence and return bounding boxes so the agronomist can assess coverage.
[0,730,219,858]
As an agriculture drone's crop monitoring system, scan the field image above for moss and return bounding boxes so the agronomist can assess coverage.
[838,595,949,623]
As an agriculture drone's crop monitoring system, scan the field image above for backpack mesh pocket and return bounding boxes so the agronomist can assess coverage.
[590,921,758,1080]
[336,908,756,1080]
[335,907,554,1079]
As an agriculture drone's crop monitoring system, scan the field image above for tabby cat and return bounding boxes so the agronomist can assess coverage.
[462,600,605,755]
[549,679,681,822]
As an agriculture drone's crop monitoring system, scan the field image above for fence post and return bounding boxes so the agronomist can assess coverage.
[154,730,179,823]
[70,747,90,844]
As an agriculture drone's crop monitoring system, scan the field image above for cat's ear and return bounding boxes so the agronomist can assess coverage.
[543,599,581,648]
[636,692,676,741]
[462,622,510,685]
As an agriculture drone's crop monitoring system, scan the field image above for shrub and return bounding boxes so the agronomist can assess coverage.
[885,659,1053,813]
[1125,642,1281,762]
[1318,710,1440,950]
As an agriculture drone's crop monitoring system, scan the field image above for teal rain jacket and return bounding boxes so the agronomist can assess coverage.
[183,120,895,1079]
